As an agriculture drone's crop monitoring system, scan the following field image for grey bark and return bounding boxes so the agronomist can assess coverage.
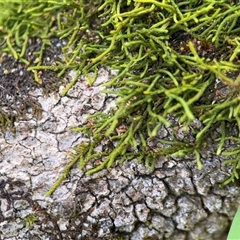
[0,67,239,240]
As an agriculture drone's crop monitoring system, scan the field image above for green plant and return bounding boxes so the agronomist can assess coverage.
[1,1,240,197]
[24,213,37,227]
[227,206,240,240]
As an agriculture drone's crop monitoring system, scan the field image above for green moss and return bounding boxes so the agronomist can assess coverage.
[0,112,15,133]
[1,0,240,196]
[24,213,37,227]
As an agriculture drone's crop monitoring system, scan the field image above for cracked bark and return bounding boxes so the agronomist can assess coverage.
[0,55,239,239]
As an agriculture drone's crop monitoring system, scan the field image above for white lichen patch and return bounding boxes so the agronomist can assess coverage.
[0,68,115,238]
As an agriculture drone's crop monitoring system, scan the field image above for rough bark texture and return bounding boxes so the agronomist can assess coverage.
[0,58,240,239]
